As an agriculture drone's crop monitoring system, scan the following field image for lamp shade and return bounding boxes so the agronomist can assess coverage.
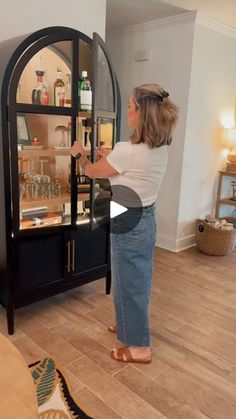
[223,127,236,149]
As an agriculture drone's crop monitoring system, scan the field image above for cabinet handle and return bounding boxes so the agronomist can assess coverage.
[71,240,75,272]
[67,241,71,273]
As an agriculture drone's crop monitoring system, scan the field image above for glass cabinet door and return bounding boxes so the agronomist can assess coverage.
[11,38,75,231]
[74,116,115,227]
[92,33,117,147]
[17,113,72,230]
[96,45,114,112]
[17,41,72,107]
[74,114,91,226]
[90,33,118,227]
[78,39,92,113]
[70,38,93,226]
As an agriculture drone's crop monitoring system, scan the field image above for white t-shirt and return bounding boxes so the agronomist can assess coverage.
[106,140,168,207]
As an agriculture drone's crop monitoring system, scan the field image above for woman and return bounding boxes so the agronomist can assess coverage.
[70,83,179,364]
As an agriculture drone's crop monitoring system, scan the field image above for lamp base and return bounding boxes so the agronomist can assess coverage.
[226,161,236,172]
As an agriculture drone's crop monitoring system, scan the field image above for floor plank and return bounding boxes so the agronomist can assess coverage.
[74,387,123,419]
[67,356,165,419]
[115,365,208,419]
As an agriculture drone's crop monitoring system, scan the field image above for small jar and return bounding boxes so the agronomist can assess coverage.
[31,136,40,146]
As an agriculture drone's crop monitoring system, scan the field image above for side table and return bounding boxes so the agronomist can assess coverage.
[215,170,236,218]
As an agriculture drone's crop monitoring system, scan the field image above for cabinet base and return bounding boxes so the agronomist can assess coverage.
[6,270,111,335]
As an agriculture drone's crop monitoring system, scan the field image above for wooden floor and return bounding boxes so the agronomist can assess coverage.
[1,246,236,418]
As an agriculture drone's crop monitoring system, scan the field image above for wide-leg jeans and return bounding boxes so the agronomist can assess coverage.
[110,204,156,347]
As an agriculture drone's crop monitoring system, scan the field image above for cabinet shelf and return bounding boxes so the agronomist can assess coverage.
[18,146,91,157]
[14,103,72,116]
[18,148,72,157]
[219,170,236,176]
[14,104,92,118]
[20,192,90,211]
[219,198,236,206]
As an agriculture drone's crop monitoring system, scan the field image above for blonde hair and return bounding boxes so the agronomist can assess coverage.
[131,83,179,148]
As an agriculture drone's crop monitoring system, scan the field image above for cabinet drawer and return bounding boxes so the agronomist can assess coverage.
[15,235,64,291]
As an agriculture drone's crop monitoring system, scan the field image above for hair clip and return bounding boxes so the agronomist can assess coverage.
[161,91,169,99]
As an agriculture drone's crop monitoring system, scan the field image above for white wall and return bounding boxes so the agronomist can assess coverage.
[177,23,236,245]
[0,0,107,41]
[106,14,195,251]
[107,12,236,252]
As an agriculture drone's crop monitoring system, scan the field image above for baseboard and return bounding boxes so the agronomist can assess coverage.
[176,234,196,252]
[156,235,177,252]
[156,234,196,252]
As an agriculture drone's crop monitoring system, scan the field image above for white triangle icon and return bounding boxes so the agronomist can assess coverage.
[110,201,128,219]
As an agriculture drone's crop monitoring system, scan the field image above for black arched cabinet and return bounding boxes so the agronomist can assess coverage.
[0,26,121,334]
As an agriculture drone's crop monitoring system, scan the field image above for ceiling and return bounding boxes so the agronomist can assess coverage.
[106,0,236,30]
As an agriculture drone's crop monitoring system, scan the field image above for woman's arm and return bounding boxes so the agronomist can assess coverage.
[83,157,118,179]
[70,142,118,179]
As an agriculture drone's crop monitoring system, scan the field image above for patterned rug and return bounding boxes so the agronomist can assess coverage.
[29,358,93,419]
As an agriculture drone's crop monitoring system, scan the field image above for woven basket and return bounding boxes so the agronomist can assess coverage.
[195,218,236,256]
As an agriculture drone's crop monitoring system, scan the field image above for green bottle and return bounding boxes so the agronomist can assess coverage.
[79,71,92,112]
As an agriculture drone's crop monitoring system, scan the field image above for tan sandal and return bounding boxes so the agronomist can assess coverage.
[111,346,152,364]
[108,325,117,333]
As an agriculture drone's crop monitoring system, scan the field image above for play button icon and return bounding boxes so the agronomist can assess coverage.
[110,201,128,218]
[93,183,143,234]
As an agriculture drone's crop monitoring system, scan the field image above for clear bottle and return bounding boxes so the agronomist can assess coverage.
[54,69,65,106]
[79,70,92,112]
[64,73,72,107]
[32,71,49,105]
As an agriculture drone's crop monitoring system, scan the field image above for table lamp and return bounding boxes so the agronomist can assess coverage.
[223,127,236,171]
[55,125,70,147]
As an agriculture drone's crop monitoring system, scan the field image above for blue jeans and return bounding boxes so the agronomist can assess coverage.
[110,204,156,347]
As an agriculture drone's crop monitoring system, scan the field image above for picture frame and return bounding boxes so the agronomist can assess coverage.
[17,113,31,145]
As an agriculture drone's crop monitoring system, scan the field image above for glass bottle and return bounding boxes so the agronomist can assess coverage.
[41,79,49,105]
[79,70,92,112]
[32,71,49,105]
[54,68,65,106]
[64,73,72,107]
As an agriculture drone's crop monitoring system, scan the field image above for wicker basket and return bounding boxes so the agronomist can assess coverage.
[195,218,236,256]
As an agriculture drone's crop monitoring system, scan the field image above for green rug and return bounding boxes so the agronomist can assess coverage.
[29,358,93,419]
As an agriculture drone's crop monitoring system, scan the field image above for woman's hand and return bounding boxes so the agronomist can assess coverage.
[96,146,111,160]
[70,141,85,158]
